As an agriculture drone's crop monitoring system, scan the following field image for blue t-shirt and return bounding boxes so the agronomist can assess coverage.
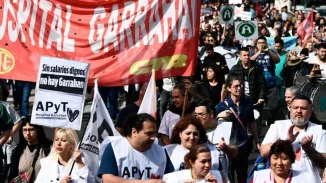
[256,52,276,88]
[215,97,254,146]
[98,143,174,178]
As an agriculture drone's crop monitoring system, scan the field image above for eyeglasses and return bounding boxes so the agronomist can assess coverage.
[22,128,36,133]
[208,39,214,42]
[231,84,243,89]
[257,41,266,44]
[193,112,208,118]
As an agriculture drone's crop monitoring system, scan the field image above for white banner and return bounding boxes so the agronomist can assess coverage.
[239,11,252,21]
[31,57,89,130]
[80,79,121,182]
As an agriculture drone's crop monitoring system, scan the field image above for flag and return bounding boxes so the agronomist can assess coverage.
[138,69,157,118]
[297,10,314,42]
[255,3,264,18]
[80,79,121,182]
[266,36,298,51]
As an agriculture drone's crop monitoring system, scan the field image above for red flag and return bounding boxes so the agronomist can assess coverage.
[297,10,314,41]
[255,3,264,17]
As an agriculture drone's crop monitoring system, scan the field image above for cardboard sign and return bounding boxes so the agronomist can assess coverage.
[235,21,258,40]
[240,11,252,21]
[229,0,242,4]
[219,6,234,24]
[31,57,89,130]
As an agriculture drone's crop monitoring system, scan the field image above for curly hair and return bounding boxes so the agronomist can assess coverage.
[170,114,208,144]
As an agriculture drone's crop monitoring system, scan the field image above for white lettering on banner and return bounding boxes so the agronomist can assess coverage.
[88,6,106,53]
[148,0,163,45]
[1,0,195,53]
[47,4,63,51]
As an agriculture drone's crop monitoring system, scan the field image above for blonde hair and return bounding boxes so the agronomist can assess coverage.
[49,128,79,169]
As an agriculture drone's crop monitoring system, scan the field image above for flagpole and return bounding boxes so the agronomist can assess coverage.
[69,78,98,176]
[181,88,188,118]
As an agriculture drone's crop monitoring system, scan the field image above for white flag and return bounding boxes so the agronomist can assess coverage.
[138,69,157,118]
[80,79,120,182]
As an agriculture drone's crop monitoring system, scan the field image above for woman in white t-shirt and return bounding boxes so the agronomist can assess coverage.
[163,144,224,183]
[253,140,308,183]
[164,115,221,173]
[35,128,94,183]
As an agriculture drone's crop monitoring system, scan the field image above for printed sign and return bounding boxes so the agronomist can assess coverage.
[229,0,242,4]
[201,8,212,15]
[235,21,258,40]
[219,6,234,24]
[239,11,252,21]
[0,0,200,86]
[31,57,89,130]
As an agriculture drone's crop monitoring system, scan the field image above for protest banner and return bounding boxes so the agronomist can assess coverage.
[31,56,89,130]
[266,36,298,51]
[0,0,200,86]
[235,21,258,40]
[80,79,121,182]
[219,6,234,24]
[199,46,238,69]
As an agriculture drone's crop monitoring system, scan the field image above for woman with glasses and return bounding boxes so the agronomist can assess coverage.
[163,144,224,183]
[164,115,223,175]
[8,116,52,182]
[215,75,260,183]
[35,128,94,183]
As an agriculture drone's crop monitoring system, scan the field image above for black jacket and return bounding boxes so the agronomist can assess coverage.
[229,61,267,103]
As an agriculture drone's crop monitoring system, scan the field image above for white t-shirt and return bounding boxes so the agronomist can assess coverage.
[158,110,180,138]
[305,55,326,78]
[163,169,223,183]
[253,169,308,183]
[262,120,326,183]
[110,137,166,179]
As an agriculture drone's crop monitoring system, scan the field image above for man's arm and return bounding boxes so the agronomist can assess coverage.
[250,50,261,61]
[256,67,267,102]
[160,134,171,146]
[260,124,279,158]
[268,50,280,63]
[218,55,229,75]
[260,143,273,159]
[302,135,326,169]
[0,130,11,145]
[223,145,238,157]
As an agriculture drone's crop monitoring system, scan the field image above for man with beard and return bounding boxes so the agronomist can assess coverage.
[202,44,229,82]
[99,113,173,182]
[307,43,326,78]
[260,95,326,183]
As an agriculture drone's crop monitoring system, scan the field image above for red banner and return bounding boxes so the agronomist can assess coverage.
[0,0,200,86]
[297,10,314,42]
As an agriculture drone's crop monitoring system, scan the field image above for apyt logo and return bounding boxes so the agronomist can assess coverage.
[0,48,15,74]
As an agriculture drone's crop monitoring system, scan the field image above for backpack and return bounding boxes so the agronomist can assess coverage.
[246,154,270,183]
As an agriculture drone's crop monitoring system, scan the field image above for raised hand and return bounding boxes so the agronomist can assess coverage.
[286,124,299,143]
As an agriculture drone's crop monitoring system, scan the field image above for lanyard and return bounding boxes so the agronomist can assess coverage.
[270,170,292,183]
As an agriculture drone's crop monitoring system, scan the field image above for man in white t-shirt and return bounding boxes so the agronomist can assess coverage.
[260,95,326,183]
[307,43,326,78]
[99,113,173,182]
[158,84,192,145]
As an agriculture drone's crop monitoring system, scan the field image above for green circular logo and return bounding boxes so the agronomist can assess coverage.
[221,7,233,22]
[238,22,255,37]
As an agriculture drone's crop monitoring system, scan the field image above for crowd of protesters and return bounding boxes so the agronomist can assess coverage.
[0,0,326,183]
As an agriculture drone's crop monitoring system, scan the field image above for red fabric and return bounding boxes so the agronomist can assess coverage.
[297,10,314,42]
[0,0,200,86]
[255,3,264,18]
